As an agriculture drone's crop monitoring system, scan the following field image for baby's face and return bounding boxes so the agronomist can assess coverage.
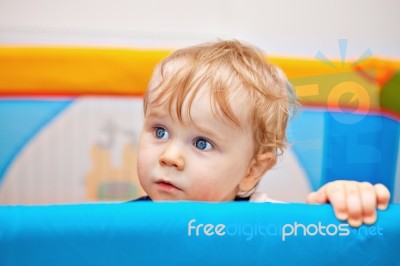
[137,87,256,201]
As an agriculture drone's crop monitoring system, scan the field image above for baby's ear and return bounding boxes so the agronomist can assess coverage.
[239,150,276,192]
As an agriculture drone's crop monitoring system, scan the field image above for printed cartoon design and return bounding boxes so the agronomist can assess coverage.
[86,120,144,201]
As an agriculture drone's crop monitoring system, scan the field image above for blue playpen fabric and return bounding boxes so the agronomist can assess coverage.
[0,202,399,266]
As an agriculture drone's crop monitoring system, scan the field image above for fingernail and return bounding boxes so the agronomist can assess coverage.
[336,212,348,221]
[363,216,376,225]
[377,204,386,210]
[349,219,362,228]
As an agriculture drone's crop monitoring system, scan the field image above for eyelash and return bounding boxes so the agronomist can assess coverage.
[193,137,214,151]
[152,126,214,151]
[153,126,169,140]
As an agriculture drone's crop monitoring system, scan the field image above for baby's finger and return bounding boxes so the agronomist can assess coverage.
[306,192,319,203]
[374,183,390,210]
[307,189,329,204]
[359,182,377,225]
[325,182,347,221]
[345,182,363,227]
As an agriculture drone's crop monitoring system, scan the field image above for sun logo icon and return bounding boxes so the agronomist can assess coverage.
[316,39,373,71]
[292,39,380,125]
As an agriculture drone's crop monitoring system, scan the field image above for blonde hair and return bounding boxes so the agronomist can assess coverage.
[144,40,297,160]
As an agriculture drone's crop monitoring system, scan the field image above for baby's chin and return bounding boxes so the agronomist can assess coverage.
[149,192,235,202]
[149,192,188,201]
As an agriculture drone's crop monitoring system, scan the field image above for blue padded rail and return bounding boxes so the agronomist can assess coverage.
[0,202,399,266]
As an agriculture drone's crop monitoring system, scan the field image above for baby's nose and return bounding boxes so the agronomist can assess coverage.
[159,144,185,170]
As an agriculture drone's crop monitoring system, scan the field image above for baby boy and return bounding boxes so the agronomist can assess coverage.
[134,40,390,227]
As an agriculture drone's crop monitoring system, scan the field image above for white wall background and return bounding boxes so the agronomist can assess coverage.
[0,0,399,59]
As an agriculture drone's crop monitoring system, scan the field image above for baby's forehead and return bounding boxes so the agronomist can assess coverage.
[145,84,252,129]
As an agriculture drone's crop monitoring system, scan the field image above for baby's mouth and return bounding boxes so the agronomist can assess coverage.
[154,180,182,192]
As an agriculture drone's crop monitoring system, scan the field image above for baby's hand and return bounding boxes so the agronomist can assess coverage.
[306,181,390,227]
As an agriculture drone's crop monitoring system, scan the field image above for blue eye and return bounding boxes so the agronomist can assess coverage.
[154,127,169,140]
[194,138,213,151]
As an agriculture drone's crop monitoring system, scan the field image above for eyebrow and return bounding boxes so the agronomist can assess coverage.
[146,110,168,119]
[192,122,226,144]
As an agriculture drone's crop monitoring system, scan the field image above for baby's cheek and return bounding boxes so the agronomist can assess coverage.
[188,186,226,202]
[137,144,153,184]
[189,171,236,201]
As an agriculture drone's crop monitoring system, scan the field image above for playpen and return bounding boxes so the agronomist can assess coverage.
[0,47,399,265]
